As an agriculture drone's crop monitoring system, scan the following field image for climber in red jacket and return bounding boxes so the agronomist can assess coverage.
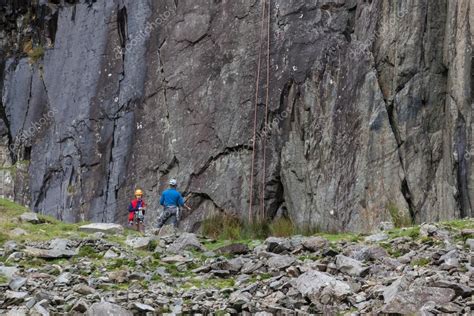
[128,189,146,226]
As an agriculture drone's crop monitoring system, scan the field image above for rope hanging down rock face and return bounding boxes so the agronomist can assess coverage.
[249,0,271,224]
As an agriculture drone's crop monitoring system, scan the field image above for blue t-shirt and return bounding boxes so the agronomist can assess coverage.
[160,188,185,207]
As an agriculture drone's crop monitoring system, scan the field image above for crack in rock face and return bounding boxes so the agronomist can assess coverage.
[0,0,472,232]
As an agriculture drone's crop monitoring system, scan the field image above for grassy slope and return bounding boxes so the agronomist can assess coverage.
[0,197,472,250]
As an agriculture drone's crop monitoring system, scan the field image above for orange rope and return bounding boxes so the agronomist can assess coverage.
[249,0,267,224]
[260,0,271,222]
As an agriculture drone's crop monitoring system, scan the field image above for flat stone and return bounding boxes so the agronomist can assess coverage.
[383,276,412,303]
[55,272,72,285]
[267,255,296,270]
[161,255,189,264]
[10,228,28,237]
[24,246,76,259]
[73,283,96,295]
[364,232,389,243]
[466,238,474,251]
[0,266,19,281]
[382,287,456,314]
[5,290,29,305]
[19,212,41,224]
[157,225,177,237]
[72,300,89,313]
[265,237,291,254]
[104,249,119,258]
[302,236,329,252]
[5,307,29,316]
[433,280,472,298]
[31,302,50,316]
[296,270,351,303]
[79,223,124,234]
[125,236,152,250]
[336,254,369,277]
[167,233,204,253]
[215,243,249,255]
[85,302,133,316]
[229,291,252,308]
[8,276,27,291]
[108,270,128,283]
[133,302,155,312]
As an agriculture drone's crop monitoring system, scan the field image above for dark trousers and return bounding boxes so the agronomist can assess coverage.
[157,206,179,228]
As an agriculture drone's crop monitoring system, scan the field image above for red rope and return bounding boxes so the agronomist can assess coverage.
[249,0,267,224]
[260,0,271,222]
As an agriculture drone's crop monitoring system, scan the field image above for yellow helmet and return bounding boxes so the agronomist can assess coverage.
[134,189,143,197]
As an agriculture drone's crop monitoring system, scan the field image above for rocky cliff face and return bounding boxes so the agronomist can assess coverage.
[0,0,472,232]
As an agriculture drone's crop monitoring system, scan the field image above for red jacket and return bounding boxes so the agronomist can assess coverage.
[129,199,146,212]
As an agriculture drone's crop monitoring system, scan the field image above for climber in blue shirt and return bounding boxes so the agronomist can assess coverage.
[157,179,191,228]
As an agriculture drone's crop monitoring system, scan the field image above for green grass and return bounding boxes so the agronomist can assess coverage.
[386,226,420,239]
[0,198,28,214]
[0,274,8,284]
[269,217,296,237]
[411,257,431,267]
[183,277,235,290]
[0,198,90,245]
[27,46,44,63]
[106,258,137,270]
[201,212,361,242]
[78,245,103,259]
[440,218,474,230]
[387,202,412,228]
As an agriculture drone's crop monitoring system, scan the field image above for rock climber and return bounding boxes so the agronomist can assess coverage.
[128,189,146,226]
[157,179,191,228]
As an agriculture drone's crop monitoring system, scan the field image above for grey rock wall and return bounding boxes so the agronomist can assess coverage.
[0,0,472,232]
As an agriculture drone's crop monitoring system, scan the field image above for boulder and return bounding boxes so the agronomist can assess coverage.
[5,307,29,316]
[0,266,19,281]
[265,237,292,254]
[302,237,329,252]
[382,287,456,314]
[229,291,252,309]
[466,238,474,251]
[8,276,27,291]
[85,302,133,316]
[382,276,412,303]
[19,212,41,224]
[125,236,152,250]
[104,249,119,259]
[79,223,124,234]
[10,228,28,237]
[161,255,190,264]
[5,290,29,305]
[364,233,389,243]
[215,243,249,255]
[211,259,242,273]
[157,225,177,237]
[295,270,352,303]
[439,250,459,270]
[73,284,96,295]
[24,239,76,259]
[108,270,128,283]
[433,280,472,298]
[72,300,89,313]
[335,255,369,277]
[167,233,204,253]
[378,221,395,231]
[267,255,296,270]
[55,272,72,285]
[133,303,155,312]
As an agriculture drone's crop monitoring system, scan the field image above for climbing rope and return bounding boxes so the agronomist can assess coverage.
[249,0,267,224]
[249,0,271,224]
[260,0,271,222]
